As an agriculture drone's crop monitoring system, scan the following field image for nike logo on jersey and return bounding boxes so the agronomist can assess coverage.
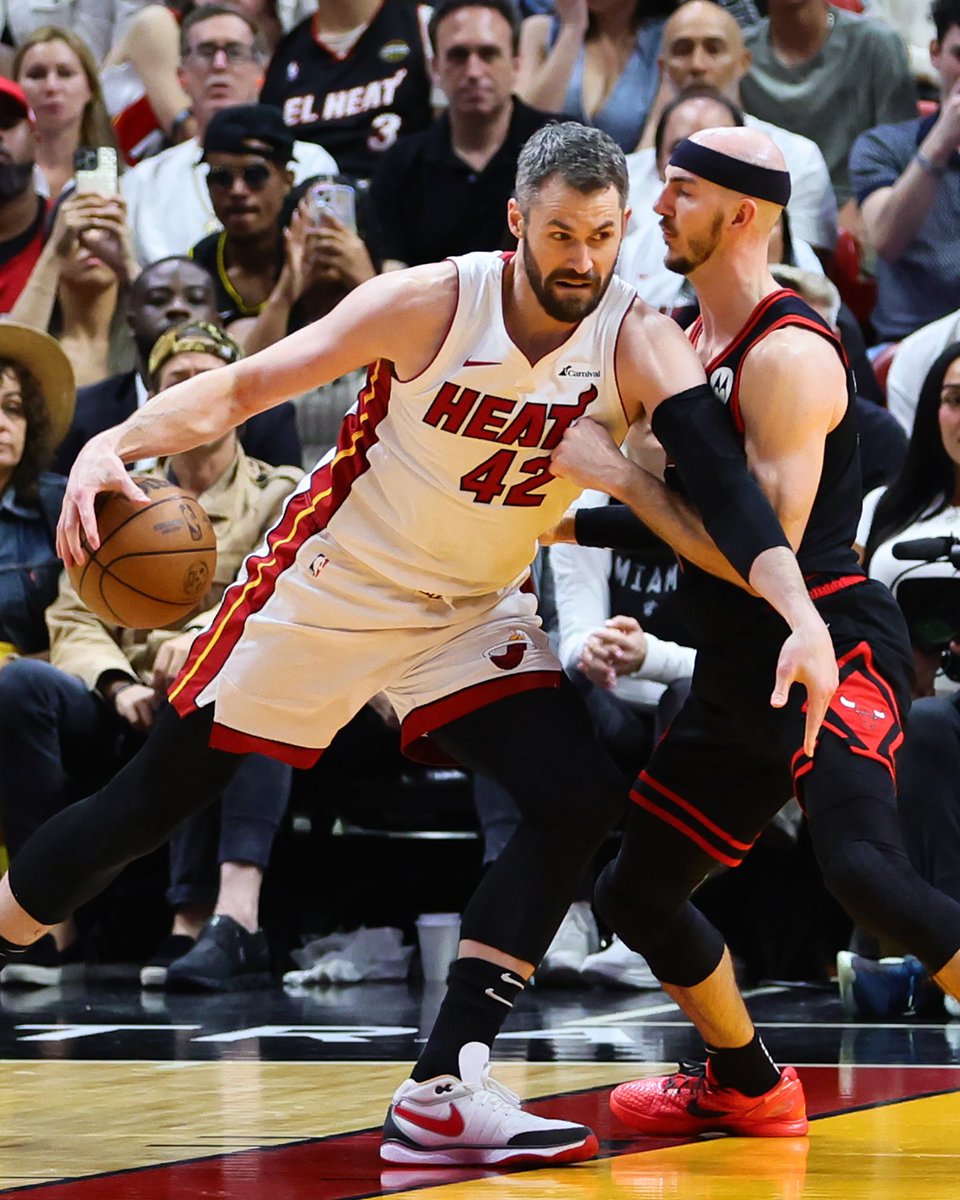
[463,359,503,367]
[393,1103,466,1137]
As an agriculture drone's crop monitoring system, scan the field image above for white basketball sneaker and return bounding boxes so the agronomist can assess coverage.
[380,1041,599,1167]
[536,901,600,987]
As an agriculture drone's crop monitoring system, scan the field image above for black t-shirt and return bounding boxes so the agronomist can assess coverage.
[190,232,283,324]
[261,2,433,179]
[371,99,563,266]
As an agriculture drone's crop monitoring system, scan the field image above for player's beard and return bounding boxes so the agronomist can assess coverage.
[663,209,724,276]
[523,241,612,323]
[0,161,34,202]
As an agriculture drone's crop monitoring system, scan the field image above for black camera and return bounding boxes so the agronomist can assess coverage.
[890,536,960,680]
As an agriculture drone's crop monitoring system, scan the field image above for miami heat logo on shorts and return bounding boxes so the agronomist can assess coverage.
[484,631,533,671]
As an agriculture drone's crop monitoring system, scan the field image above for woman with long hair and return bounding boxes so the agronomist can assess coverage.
[517,0,674,151]
[13,26,118,199]
[10,191,138,388]
[860,341,960,696]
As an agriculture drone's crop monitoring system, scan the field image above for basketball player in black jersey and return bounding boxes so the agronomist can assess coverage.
[551,126,960,1137]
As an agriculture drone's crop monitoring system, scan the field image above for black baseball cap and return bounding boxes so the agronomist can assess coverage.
[201,104,297,165]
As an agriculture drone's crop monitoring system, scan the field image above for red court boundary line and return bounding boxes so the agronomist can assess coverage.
[5,1068,960,1198]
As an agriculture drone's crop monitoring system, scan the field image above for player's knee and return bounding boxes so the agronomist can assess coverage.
[595,856,670,936]
[818,838,905,934]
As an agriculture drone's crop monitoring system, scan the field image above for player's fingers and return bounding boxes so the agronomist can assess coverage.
[802,695,828,759]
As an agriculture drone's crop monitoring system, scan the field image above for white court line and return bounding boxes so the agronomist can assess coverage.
[564,985,788,1025]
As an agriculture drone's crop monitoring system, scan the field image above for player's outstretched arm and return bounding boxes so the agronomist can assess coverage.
[57,263,457,566]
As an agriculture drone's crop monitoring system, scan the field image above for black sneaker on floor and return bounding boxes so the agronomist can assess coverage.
[140,934,197,989]
[0,935,85,988]
[165,915,272,992]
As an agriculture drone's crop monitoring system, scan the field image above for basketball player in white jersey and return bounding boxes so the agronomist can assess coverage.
[0,123,836,1168]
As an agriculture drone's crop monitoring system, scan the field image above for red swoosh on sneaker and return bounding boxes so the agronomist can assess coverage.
[393,1103,466,1138]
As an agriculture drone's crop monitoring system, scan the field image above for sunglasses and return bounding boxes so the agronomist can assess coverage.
[206,163,273,192]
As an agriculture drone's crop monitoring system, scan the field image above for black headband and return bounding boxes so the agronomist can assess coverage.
[669,138,791,207]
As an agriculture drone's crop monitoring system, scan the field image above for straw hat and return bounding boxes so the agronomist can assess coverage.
[0,322,76,452]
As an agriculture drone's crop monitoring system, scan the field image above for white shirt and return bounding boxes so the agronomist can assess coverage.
[322,252,635,597]
[885,309,960,436]
[0,0,146,63]
[121,137,339,267]
[550,489,696,709]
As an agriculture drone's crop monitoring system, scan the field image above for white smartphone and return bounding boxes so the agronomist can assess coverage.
[74,146,119,196]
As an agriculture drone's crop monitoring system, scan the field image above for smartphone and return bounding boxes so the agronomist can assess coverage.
[74,146,119,196]
[305,179,357,232]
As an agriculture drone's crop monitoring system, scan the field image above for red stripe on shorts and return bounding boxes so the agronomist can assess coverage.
[210,722,324,767]
[636,770,756,851]
[170,361,393,715]
[630,790,746,869]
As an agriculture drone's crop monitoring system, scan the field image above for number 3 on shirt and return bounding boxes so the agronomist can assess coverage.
[368,113,402,152]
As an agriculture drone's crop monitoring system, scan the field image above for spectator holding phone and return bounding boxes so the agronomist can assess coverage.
[10,190,139,387]
[13,25,120,200]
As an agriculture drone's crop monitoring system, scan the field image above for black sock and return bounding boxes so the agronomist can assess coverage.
[706,1032,781,1096]
[412,957,525,1082]
[0,934,29,969]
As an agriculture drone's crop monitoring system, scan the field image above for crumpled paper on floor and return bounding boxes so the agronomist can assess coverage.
[283,926,414,986]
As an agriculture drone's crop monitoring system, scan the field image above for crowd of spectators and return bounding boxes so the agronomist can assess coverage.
[0,0,958,1013]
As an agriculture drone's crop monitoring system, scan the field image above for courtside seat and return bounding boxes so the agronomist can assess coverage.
[828,228,877,330]
[870,341,900,402]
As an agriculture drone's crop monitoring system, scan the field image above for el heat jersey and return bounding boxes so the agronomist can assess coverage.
[261,2,433,178]
[678,289,864,643]
[309,251,636,599]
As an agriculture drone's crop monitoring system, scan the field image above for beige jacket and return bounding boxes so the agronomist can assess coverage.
[47,449,302,692]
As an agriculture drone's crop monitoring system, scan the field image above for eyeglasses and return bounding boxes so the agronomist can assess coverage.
[206,163,273,192]
[185,41,256,66]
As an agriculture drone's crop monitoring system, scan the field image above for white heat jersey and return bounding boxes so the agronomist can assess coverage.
[319,251,636,598]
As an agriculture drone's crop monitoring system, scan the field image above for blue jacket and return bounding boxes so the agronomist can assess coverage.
[0,472,66,654]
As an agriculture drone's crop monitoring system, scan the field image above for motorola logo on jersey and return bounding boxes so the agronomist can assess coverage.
[558,364,600,379]
[709,366,735,404]
[484,631,533,671]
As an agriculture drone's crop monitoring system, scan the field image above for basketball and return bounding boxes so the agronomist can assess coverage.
[67,476,217,629]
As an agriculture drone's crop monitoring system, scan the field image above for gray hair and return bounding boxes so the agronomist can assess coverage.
[515,122,629,213]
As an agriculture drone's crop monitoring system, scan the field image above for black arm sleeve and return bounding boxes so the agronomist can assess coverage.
[650,383,791,581]
[574,505,666,553]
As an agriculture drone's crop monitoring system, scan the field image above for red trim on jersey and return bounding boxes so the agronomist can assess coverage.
[630,789,747,868]
[807,574,866,601]
[686,315,704,348]
[169,362,393,716]
[209,722,324,768]
[401,669,562,762]
[700,289,791,377]
[636,770,756,852]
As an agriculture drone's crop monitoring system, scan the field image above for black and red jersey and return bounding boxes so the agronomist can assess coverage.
[260,1,433,179]
[677,289,863,643]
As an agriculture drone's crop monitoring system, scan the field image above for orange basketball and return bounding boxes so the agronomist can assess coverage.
[67,476,217,629]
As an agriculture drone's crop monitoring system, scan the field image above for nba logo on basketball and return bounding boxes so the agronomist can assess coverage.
[484,631,533,671]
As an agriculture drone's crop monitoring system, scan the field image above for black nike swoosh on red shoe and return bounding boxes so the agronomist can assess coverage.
[686,1098,731,1119]
[393,1104,466,1137]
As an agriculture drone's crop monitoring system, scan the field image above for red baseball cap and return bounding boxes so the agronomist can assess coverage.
[0,78,31,119]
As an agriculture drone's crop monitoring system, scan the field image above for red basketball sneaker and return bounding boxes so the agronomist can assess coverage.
[381,1042,599,1167]
[610,1060,808,1138]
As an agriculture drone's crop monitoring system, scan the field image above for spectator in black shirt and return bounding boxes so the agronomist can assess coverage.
[372,0,566,269]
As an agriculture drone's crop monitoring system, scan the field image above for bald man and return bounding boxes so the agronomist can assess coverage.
[635,0,836,254]
[551,125,960,1137]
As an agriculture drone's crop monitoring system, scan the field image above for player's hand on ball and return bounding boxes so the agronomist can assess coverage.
[550,419,628,492]
[152,632,196,697]
[57,433,149,567]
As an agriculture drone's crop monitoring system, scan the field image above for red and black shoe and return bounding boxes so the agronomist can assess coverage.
[610,1059,808,1138]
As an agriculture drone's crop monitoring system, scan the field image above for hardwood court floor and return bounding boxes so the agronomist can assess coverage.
[1,978,959,1197]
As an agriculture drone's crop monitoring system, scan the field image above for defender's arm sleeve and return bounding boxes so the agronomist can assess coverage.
[650,384,791,581]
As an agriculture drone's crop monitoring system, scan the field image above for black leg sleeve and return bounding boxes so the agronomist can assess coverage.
[432,682,627,966]
[8,706,244,926]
